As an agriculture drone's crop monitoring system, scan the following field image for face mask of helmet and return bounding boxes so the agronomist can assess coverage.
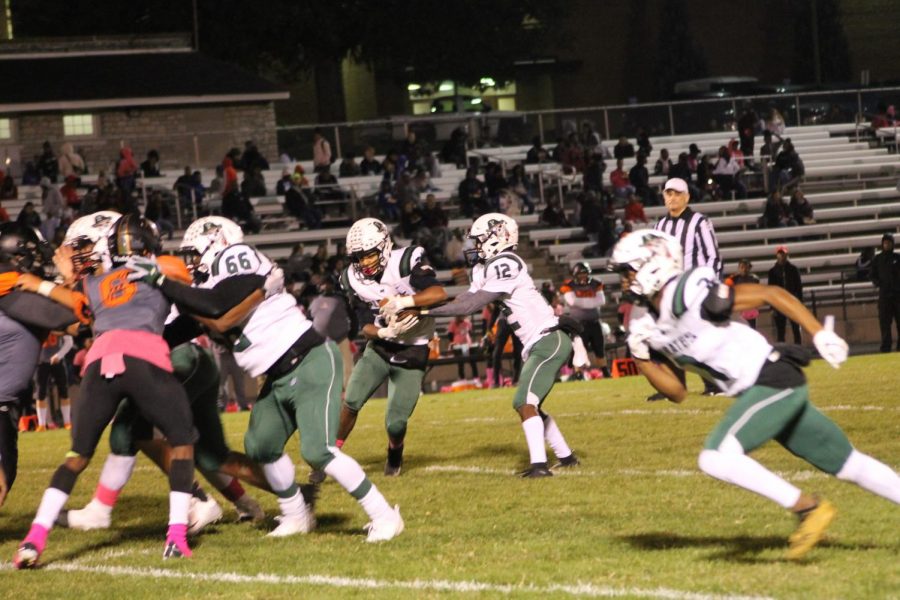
[0,224,52,275]
[351,247,385,278]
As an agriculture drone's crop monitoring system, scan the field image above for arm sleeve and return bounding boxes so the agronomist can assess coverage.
[0,291,78,331]
[158,274,265,319]
[409,263,441,291]
[428,290,504,317]
[163,313,204,348]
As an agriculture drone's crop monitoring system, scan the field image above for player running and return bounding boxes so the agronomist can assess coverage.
[611,229,900,560]
[336,217,447,476]
[126,216,404,541]
[397,213,581,477]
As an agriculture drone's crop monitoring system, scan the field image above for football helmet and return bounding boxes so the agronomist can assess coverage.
[572,261,591,284]
[346,217,392,278]
[179,216,244,283]
[107,213,162,267]
[465,213,518,266]
[609,229,683,299]
[0,222,52,274]
[64,211,121,276]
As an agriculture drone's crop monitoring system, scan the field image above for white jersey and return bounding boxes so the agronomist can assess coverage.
[204,243,311,376]
[469,251,557,356]
[342,246,435,346]
[644,266,773,396]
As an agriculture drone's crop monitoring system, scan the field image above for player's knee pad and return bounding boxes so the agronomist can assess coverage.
[169,458,194,494]
[50,464,80,494]
[718,434,745,455]
[243,430,283,465]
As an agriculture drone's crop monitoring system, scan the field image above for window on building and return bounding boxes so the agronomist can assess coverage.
[63,114,95,137]
[0,118,11,140]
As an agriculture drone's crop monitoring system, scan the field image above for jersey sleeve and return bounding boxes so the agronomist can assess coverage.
[206,244,269,287]
[671,266,719,319]
[480,256,524,294]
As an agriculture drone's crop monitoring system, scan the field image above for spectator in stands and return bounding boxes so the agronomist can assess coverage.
[58,142,85,179]
[222,190,261,234]
[173,166,194,206]
[312,127,332,174]
[773,139,805,190]
[16,201,41,229]
[789,189,815,225]
[484,163,507,208]
[394,170,419,208]
[653,149,672,176]
[441,127,468,168]
[712,145,746,199]
[240,140,269,172]
[359,146,383,176]
[541,196,570,228]
[37,141,59,182]
[60,175,80,213]
[766,107,786,138]
[412,167,435,195]
[39,177,63,240]
[737,106,757,163]
[445,229,466,266]
[374,179,398,222]
[759,190,794,228]
[140,149,161,178]
[669,152,692,182]
[724,258,761,329]
[629,153,654,205]
[767,246,803,344]
[115,145,138,201]
[728,139,745,168]
[22,160,41,186]
[871,232,900,352]
[613,135,635,159]
[399,199,425,239]
[583,154,606,195]
[624,194,648,228]
[240,167,267,198]
[0,171,18,200]
[458,167,488,218]
[339,152,361,178]
[760,130,782,165]
[856,247,875,281]
[560,132,586,173]
[870,103,890,131]
[222,156,239,197]
[400,131,424,169]
[382,149,399,181]
[144,190,175,240]
[636,128,652,156]
[582,123,610,159]
[525,136,547,164]
[275,167,292,196]
[687,143,701,172]
[610,158,635,201]
[447,315,480,381]
[422,192,448,227]
[285,172,322,229]
[189,171,206,213]
[507,164,535,214]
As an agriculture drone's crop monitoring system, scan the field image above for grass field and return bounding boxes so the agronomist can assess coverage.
[2,354,899,599]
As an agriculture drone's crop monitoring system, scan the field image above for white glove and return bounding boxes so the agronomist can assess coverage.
[377,313,419,340]
[626,312,657,361]
[571,336,591,368]
[264,266,285,298]
[813,324,848,369]
[379,295,416,320]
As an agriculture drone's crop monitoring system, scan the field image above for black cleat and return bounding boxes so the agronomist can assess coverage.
[646,392,666,402]
[384,445,404,476]
[553,454,581,469]
[520,462,554,478]
[308,469,326,485]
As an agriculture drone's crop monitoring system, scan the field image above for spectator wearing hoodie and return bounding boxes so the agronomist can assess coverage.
[39,177,64,240]
[58,143,85,179]
[115,146,138,200]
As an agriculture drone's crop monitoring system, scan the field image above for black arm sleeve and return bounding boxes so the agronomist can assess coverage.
[700,281,735,323]
[163,312,204,349]
[158,274,265,319]
[409,263,441,291]
[0,291,78,331]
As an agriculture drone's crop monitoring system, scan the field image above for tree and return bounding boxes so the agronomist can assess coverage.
[653,0,708,99]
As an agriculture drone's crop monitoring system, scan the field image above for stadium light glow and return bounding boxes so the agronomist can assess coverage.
[407,83,421,92]
[480,77,496,87]
[438,81,454,92]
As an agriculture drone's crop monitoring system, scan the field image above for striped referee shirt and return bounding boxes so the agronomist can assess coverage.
[654,207,722,275]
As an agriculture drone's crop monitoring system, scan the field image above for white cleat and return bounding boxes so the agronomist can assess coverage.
[266,511,316,537]
[188,496,224,534]
[62,499,112,530]
[365,505,404,543]
[234,495,265,523]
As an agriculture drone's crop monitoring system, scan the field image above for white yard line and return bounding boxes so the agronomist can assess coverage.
[423,464,831,482]
[1,562,773,600]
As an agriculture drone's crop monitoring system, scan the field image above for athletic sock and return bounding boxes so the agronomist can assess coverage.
[521,416,548,465]
[322,449,391,520]
[699,444,801,508]
[168,491,191,526]
[276,489,310,520]
[33,488,69,532]
[836,449,900,504]
[541,414,573,460]
[358,485,393,522]
[94,454,137,511]
[60,402,71,425]
[221,477,247,503]
[36,404,49,427]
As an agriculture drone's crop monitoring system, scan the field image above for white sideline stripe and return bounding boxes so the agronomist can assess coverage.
[20,562,774,600]
[424,464,832,482]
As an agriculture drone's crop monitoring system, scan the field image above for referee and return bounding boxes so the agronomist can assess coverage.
[649,176,722,398]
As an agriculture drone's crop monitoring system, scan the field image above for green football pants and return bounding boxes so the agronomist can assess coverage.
[512,330,572,410]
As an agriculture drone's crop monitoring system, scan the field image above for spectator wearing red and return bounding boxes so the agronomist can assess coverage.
[61,175,81,212]
[447,316,479,381]
[610,158,635,200]
[222,156,239,197]
[115,146,138,201]
[624,194,648,227]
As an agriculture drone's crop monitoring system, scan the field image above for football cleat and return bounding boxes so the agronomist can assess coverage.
[35,425,46,432]
[787,499,836,560]
[59,499,111,530]
[384,445,404,477]
[365,505,404,542]
[520,463,554,478]
[308,469,326,485]
[234,495,265,523]
[162,541,191,560]
[13,542,41,569]
[188,495,223,534]
[646,392,666,402]
[267,511,316,537]
[552,454,581,470]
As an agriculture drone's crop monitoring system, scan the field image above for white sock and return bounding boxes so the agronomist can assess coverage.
[61,402,71,425]
[34,488,69,530]
[836,449,900,504]
[168,491,191,525]
[521,416,548,464]
[542,414,572,460]
[276,489,310,520]
[358,485,393,522]
[262,454,296,494]
[99,454,137,492]
[698,436,801,508]
[323,450,367,493]
[37,404,49,427]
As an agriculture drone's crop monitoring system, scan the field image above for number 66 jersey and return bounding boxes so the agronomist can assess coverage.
[202,243,311,377]
[470,251,557,356]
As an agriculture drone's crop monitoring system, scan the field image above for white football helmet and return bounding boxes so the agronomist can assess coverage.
[180,216,244,282]
[466,213,518,265]
[64,210,121,275]
[346,217,392,278]
[610,229,684,299]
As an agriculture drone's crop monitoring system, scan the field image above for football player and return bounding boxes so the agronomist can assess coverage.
[399,213,581,477]
[0,224,77,508]
[126,216,404,541]
[559,262,611,379]
[15,214,198,567]
[612,229,900,560]
[336,217,447,476]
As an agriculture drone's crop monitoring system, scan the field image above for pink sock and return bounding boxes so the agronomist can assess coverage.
[23,524,49,554]
[335,439,345,449]
[95,483,120,507]
[166,524,192,557]
[220,478,245,503]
